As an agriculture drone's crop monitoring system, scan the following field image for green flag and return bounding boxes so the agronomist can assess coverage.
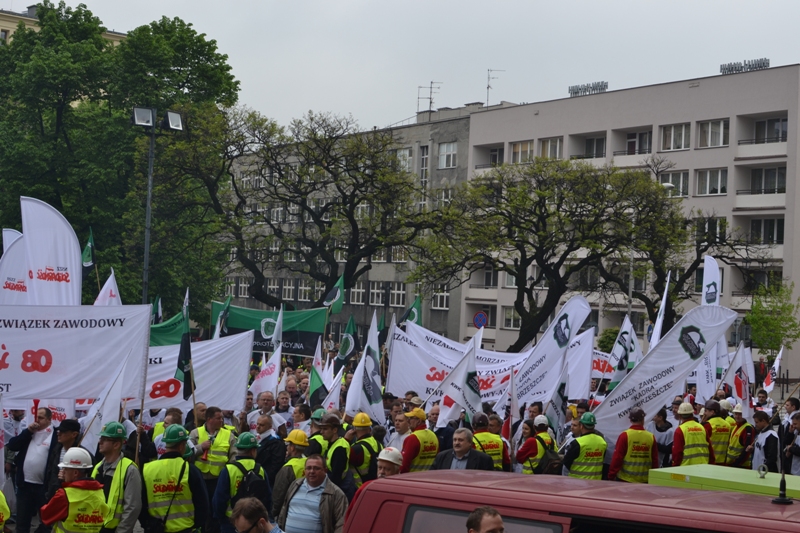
[322,275,345,314]
[212,295,232,339]
[308,338,329,406]
[334,315,360,374]
[149,310,184,346]
[399,295,422,325]
[175,288,194,400]
[81,227,95,280]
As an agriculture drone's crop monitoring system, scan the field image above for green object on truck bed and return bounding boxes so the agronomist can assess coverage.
[649,464,800,498]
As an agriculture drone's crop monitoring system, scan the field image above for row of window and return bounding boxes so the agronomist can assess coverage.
[660,166,786,197]
[231,245,411,264]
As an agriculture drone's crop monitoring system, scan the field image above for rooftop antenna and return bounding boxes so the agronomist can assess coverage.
[417,81,442,118]
[486,69,505,107]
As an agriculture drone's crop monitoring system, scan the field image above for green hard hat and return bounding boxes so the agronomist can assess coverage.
[100,421,127,439]
[236,432,258,450]
[162,424,190,445]
[182,445,194,460]
[311,408,328,421]
[580,412,597,427]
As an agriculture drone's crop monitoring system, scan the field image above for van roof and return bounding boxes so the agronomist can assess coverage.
[366,471,800,525]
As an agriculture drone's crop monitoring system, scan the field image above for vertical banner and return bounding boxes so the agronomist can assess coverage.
[593,305,737,454]
[80,354,130,454]
[345,312,385,424]
[721,342,753,419]
[565,329,594,400]
[435,328,483,421]
[248,347,282,398]
[605,315,644,391]
[696,256,721,404]
[763,346,783,394]
[2,229,22,253]
[20,197,82,305]
[649,271,671,352]
[0,235,28,305]
[321,367,345,412]
[93,268,122,306]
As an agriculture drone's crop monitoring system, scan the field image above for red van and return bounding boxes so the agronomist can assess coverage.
[344,471,800,532]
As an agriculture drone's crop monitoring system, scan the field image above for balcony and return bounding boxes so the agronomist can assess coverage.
[611,148,651,168]
[570,153,606,167]
[473,163,500,177]
[734,189,786,210]
[465,284,499,301]
[736,138,787,160]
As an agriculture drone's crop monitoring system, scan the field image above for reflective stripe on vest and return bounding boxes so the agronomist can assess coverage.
[91,457,137,528]
[618,428,654,483]
[285,457,307,480]
[196,426,232,477]
[410,429,438,472]
[310,434,329,457]
[569,433,607,480]
[325,438,351,474]
[679,421,709,465]
[52,486,109,533]
[153,422,165,439]
[225,459,264,517]
[521,432,552,475]
[727,422,753,468]
[473,431,503,471]
[349,436,381,488]
[143,458,195,533]
[707,417,731,465]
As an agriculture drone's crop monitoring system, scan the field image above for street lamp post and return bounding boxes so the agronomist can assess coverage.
[132,107,184,305]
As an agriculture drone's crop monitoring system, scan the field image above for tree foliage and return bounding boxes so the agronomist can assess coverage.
[597,327,619,353]
[747,280,800,355]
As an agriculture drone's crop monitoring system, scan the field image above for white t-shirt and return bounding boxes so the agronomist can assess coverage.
[386,430,410,450]
[246,410,285,435]
[138,409,166,432]
[23,425,54,484]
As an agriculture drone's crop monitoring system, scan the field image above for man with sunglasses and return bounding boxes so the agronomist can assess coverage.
[230,498,282,533]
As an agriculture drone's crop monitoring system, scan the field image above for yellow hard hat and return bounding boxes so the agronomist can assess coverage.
[284,429,309,447]
[353,412,372,427]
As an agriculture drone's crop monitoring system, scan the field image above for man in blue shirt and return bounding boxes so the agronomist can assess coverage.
[277,454,347,533]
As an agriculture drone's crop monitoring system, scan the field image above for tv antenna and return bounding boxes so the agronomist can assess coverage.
[417,81,442,114]
[486,69,505,107]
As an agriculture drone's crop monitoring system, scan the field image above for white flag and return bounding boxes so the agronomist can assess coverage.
[0,234,29,305]
[94,268,122,306]
[695,256,721,404]
[606,315,644,391]
[763,346,783,394]
[271,306,284,349]
[649,270,671,352]
[721,342,753,418]
[2,229,21,253]
[436,328,484,421]
[312,337,324,376]
[701,255,721,306]
[593,305,737,454]
[249,347,282,398]
[345,312,385,424]
[0,394,5,490]
[20,197,82,305]
[322,366,345,412]
[565,329,594,400]
[80,353,130,454]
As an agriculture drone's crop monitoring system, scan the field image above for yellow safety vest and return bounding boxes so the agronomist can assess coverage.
[618,428,654,483]
[725,416,736,428]
[224,458,264,517]
[285,457,307,480]
[143,458,194,533]
[679,420,709,466]
[727,422,753,468]
[325,437,351,474]
[569,433,607,480]
[52,486,109,533]
[521,432,553,475]
[473,431,504,471]
[349,436,381,487]
[91,456,137,529]
[706,417,731,465]
[409,429,438,472]
[310,434,329,457]
[153,422,166,439]
[0,490,9,529]
[196,426,232,477]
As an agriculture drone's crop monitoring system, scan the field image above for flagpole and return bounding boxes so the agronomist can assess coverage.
[190,359,199,429]
[94,264,101,293]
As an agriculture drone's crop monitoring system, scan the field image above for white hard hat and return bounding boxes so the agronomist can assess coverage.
[377,446,403,466]
[732,404,743,414]
[677,402,695,415]
[58,447,94,469]
[534,415,549,427]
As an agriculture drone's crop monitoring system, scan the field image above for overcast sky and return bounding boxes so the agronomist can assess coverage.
[3,1,797,129]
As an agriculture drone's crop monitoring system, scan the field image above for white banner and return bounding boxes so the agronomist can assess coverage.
[0,235,29,305]
[592,349,613,379]
[649,271,671,352]
[721,342,752,418]
[405,322,530,364]
[696,338,724,404]
[20,197,82,305]
[0,395,5,491]
[606,315,644,390]
[2,229,21,254]
[702,255,721,306]
[322,367,345,412]
[544,365,570,446]
[565,329,594,400]
[345,312,385,424]
[248,347,282,398]
[763,346,783,394]
[436,329,483,420]
[0,305,150,399]
[494,296,592,413]
[593,305,737,454]
[80,354,129,453]
[127,331,254,411]
[94,268,122,306]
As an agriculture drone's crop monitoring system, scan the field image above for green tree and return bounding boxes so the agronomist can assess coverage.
[746,280,800,357]
[597,327,620,353]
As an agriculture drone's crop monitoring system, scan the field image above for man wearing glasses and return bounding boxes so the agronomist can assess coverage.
[231,498,282,533]
[277,455,347,533]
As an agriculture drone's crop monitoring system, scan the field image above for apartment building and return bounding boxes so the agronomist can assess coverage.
[463,64,796,373]
[0,5,125,45]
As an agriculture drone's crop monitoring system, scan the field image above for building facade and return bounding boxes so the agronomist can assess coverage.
[0,5,125,45]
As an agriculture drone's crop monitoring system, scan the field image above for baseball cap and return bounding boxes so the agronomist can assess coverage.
[533,415,549,427]
[404,408,426,420]
[58,419,82,433]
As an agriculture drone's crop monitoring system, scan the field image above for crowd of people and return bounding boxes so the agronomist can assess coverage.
[1,353,797,533]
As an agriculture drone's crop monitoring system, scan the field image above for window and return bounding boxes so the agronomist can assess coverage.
[540,137,562,159]
[431,284,449,310]
[490,148,503,164]
[369,282,386,306]
[436,188,452,206]
[529,265,548,287]
[750,218,784,244]
[334,245,347,263]
[372,248,387,262]
[418,145,428,211]
[438,142,457,168]
[238,277,251,298]
[633,269,647,292]
[584,137,605,158]
[313,281,326,300]
[745,270,782,293]
[696,169,727,195]
[355,203,370,220]
[350,281,365,305]
[695,217,727,243]
[266,278,279,297]
[577,266,600,290]
[271,206,285,223]
[229,247,237,262]
[298,279,311,302]
[503,306,522,329]
[269,239,280,254]
[511,141,535,163]
[284,250,296,262]
[750,167,786,194]
[660,171,689,197]
[625,131,651,154]
[694,267,724,294]
[505,272,517,287]
[396,148,412,172]
[698,119,729,148]
[282,279,295,300]
[288,204,300,222]
[755,118,787,143]
[0,30,8,45]
[389,282,406,307]
[391,246,408,263]
[661,123,690,151]
[483,266,498,288]
[481,305,497,328]
[225,277,235,297]
[630,311,646,334]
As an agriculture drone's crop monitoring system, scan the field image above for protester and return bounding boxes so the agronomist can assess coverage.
[293,404,312,436]
[754,389,775,417]
[318,414,356,500]
[272,430,308,520]
[213,433,270,533]
[516,417,554,475]
[399,408,439,473]
[433,428,493,471]
[307,409,330,457]
[727,404,755,468]
[701,400,731,465]
[386,412,411,450]
[191,406,237,533]
[40,448,108,533]
[785,412,800,476]
[428,404,454,452]
[672,403,714,466]
[346,447,403,521]
[277,455,347,533]
[45,418,84,500]
[255,414,287,487]
[348,413,382,488]
[608,408,657,483]
[470,413,510,472]
[646,408,675,468]
[750,410,778,473]
[563,412,607,480]
[232,497,283,533]
[91,422,142,533]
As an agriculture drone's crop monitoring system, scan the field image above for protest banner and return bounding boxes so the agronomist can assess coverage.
[0,235,28,306]
[345,312,385,424]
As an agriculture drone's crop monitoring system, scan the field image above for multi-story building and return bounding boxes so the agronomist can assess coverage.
[0,5,126,45]
[464,64,795,373]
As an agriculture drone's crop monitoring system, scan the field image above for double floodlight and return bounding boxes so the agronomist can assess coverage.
[131,107,183,131]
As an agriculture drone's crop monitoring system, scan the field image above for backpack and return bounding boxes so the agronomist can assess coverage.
[357,439,383,483]
[532,434,563,475]
[231,462,270,507]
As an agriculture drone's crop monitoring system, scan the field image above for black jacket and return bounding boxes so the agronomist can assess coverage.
[256,433,286,488]
[431,449,494,471]
[434,426,454,452]
[8,426,59,489]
